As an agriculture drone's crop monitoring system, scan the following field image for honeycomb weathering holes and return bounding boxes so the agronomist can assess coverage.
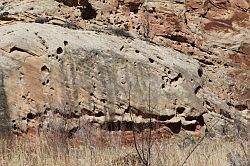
[176,107,185,114]
[81,2,97,20]
[56,0,97,20]
[57,47,63,54]
[27,113,35,119]
[149,58,154,63]
[41,65,49,72]
[198,68,203,77]
[64,41,68,46]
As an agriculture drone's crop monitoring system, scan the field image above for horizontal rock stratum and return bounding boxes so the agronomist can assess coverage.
[0,23,206,135]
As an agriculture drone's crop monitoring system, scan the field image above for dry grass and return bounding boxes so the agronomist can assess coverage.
[0,130,248,166]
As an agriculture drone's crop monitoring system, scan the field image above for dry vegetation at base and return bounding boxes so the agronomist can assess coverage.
[0,131,248,166]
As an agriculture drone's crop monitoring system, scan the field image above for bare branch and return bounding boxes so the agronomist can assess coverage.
[128,83,147,165]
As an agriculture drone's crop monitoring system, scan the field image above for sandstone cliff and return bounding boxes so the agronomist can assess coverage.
[0,0,249,138]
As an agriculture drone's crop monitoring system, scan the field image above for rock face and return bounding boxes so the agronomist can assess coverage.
[0,0,249,137]
[0,23,205,135]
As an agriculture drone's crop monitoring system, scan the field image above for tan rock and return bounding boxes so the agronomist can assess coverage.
[0,22,205,134]
[0,0,249,137]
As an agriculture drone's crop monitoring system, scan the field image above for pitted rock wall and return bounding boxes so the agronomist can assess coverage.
[0,23,206,135]
[0,0,249,137]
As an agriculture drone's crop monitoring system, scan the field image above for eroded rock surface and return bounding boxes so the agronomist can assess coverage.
[0,0,249,137]
[0,23,207,135]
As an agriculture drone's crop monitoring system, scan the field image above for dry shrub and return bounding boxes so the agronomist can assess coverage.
[0,127,249,166]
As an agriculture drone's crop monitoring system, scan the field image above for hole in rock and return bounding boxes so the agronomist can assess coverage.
[81,2,97,20]
[57,47,63,54]
[41,65,49,72]
[54,109,60,114]
[9,46,27,53]
[64,41,68,46]
[182,124,197,131]
[127,2,141,14]
[161,84,165,89]
[100,99,106,103]
[194,86,201,94]
[176,107,185,114]
[185,116,205,126]
[157,56,163,60]
[170,73,182,84]
[235,104,248,111]
[120,46,124,51]
[157,115,175,121]
[27,113,35,119]
[135,50,140,53]
[101,121,153,132]
[149,58,154,63]
[166,121,181,134]
[197,116,205,126]
[206,101,211,107]
[95,111,104,117]
[44,109,49,114]
[198,68,203,77]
